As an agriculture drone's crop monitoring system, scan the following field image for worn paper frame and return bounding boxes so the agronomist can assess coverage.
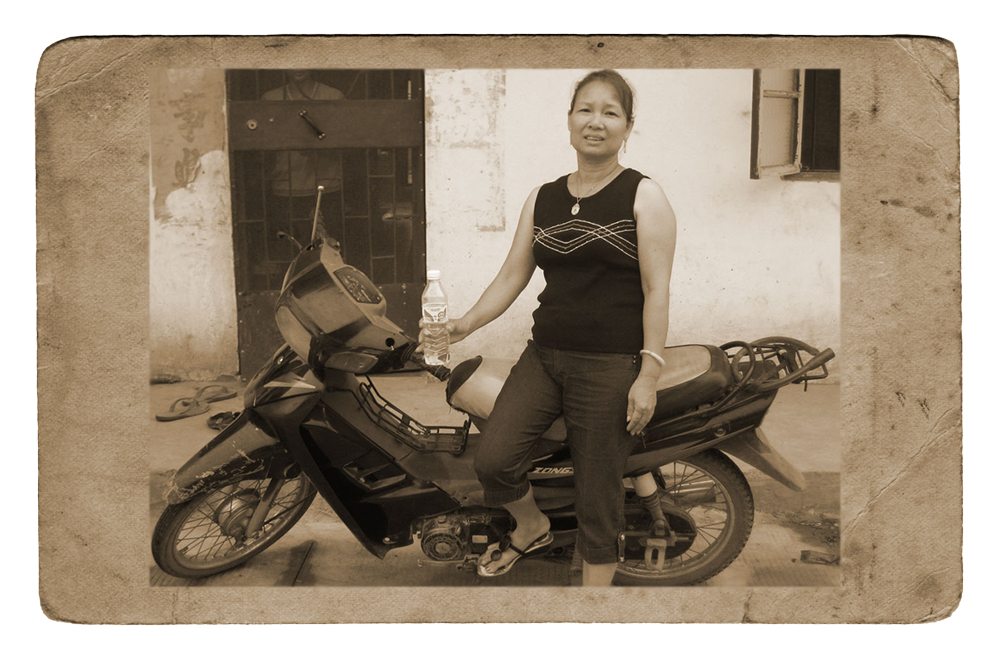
[36,36,961,623]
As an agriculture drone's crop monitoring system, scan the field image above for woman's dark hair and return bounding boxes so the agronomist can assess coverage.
[569,70,636,125]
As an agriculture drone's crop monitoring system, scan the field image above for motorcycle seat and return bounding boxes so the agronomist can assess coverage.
[446,345,735,441]
[650,345,734,421]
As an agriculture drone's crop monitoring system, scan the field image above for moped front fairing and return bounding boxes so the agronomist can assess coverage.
[274,240,414,376]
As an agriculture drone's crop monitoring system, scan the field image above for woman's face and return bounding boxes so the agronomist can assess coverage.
[567,80,633,159]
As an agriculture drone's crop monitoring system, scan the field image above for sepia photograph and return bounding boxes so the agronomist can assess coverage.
[147,66,841,588]
[34,34,962,625]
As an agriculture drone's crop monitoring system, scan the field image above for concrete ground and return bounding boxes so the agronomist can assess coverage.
[149,374,840,587]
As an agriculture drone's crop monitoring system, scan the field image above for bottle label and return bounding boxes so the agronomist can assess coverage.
[422,303,448,323]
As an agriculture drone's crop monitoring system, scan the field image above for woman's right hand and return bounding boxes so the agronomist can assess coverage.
[413,187,540,357]
[417,315,474,353]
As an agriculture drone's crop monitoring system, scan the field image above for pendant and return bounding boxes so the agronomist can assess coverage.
[571,203,580,216]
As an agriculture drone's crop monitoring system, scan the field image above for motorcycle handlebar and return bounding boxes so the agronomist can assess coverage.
[398,343,452,382]
[419,360,452,383]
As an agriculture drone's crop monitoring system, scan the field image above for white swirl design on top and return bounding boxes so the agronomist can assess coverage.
[533,219,638,261]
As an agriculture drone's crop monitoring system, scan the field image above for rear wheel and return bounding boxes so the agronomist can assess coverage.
[615,449,754,586]
[152,473,317,578]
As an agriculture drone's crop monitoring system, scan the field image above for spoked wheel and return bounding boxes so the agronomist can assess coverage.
[615,449,754,586]
[152,472,317,578]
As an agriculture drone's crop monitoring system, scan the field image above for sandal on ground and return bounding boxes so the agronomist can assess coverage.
[192,384,238,403]
[477,530,554,578]
[155,397,210,422]
[207,411,240,431]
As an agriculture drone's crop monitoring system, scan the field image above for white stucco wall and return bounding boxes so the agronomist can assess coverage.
[149,68,839,380]
[149,69,239,380]
[426,69,840,367]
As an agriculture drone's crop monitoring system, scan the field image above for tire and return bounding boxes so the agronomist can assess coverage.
[152,472,317,579]
[615,449,754,586]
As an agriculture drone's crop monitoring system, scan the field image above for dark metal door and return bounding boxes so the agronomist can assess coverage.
[226,69,426,376]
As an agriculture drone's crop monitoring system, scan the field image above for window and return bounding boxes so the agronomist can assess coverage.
[750,69,840,181]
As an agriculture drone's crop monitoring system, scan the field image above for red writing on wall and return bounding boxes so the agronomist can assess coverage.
[174,148,202,187]
[168,91,208,143]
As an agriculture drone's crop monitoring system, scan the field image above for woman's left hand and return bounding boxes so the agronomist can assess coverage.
[626,375,658,435]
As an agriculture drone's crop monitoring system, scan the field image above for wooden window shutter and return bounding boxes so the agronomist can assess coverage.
[750,69,805,179]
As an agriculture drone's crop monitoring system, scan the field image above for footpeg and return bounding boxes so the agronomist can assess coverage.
[644,538,668,571]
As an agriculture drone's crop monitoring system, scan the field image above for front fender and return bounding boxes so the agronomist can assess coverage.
[164,411,292,504]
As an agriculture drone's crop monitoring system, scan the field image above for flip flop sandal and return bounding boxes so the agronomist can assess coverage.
[192,385,238,403]
[155,397,210,422]
[207,411,240,431]
[477,530,554,578]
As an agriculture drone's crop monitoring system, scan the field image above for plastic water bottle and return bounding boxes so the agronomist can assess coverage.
[421,269,450,366]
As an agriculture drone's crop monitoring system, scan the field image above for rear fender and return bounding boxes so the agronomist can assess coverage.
[164,411,292,504]
[716,429,807,492]
[623,428,806,493]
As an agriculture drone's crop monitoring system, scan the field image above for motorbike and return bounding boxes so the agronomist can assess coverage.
[152,199,835,586]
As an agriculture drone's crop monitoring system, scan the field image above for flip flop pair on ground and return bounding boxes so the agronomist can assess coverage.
[155,385,237,422]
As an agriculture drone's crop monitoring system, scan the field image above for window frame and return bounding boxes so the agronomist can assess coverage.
[751,68,840,183]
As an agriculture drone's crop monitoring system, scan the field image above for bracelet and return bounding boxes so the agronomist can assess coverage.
[639,349,665,368]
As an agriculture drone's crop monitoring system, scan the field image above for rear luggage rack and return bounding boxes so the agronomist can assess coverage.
[357,377,469,454]
[744,337,832,392]
[643,337,833,442]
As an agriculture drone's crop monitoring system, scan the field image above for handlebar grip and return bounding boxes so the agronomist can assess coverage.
[401,338,453,382]
[427,364,452,382]
[413,358,451,382]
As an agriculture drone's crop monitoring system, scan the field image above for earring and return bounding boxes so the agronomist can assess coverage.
[623,139,628,154]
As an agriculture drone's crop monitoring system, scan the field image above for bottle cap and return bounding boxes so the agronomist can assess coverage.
[427,269,441,280]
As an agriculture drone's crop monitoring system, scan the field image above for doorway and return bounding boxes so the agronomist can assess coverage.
[226,69,426,376]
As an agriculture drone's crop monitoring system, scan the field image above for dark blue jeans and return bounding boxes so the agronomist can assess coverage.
[473,341,640,565]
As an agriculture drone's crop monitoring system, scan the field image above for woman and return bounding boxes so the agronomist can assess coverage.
[425,70,676,587]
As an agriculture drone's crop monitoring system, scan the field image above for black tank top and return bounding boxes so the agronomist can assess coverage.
[531,168,647,353]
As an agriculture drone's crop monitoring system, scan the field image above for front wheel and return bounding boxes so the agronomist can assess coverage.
[152,472,317,578]
[615,449,754,586]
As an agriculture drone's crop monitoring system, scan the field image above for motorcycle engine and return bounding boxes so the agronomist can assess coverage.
[419,515,469,562]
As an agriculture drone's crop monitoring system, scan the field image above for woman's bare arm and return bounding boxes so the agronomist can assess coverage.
[636,178,677,369]
[449,187,541,341]
[627,178,677,433]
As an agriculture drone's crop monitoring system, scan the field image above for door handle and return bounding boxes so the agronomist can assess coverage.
[298,110,325,140]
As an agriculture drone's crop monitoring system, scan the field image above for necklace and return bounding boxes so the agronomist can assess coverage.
[571,166,621,216]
